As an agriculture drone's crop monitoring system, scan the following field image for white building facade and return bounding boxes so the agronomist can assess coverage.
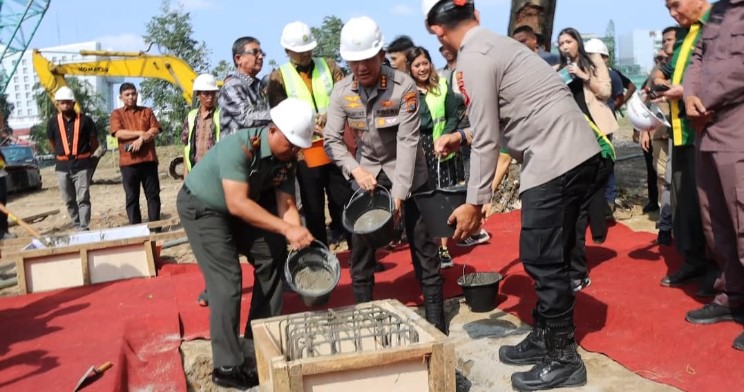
[617,29,663,74]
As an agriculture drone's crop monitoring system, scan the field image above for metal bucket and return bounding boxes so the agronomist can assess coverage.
[284,240,341,307]
[342,185,394,248]
[413,184,467,237]
[457,272,503,312]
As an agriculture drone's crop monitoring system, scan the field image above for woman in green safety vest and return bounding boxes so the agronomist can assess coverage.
[407,46,465,269]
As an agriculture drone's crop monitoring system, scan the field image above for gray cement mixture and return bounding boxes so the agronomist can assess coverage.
[293,265,334,294]
[353,209,391,232]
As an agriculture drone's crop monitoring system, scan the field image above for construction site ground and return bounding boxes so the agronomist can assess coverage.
[0,123,674,391]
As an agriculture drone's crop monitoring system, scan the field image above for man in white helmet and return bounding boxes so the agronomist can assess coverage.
[47,86,100,231]
[265,21,353,249]
[181,73,222,177]
[177,97,315,390]
[323,16,447,334]
[424,0,600,389]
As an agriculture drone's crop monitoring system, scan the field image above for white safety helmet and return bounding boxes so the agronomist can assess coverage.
[584,38,609,57]
[270,98,314,148]
[626,91,670,132]
[193,73,219,92]
[280,21,318,53]
[54,86,76,102]
[422,0,444,20]
[340,16,385,62]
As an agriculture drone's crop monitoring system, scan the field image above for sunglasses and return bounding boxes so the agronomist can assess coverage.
[242,49,266,57]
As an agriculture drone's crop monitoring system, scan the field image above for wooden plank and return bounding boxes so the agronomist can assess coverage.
[14,257,27,295]
[287,361,303,392]
[88,244,151,284]
[271,357,291,392]
[149,229,186,243]
[146,217,181,230]
[298,345,434,376]
[8,209,59,227]
[442,342,457,392]
[253,324,281,387]
[144,240,156,277]
[18,236,151,258]
[80,248,90,285]
[22,253,85,293]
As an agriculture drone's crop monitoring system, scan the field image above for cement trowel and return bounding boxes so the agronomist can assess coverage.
[72,361,113,391]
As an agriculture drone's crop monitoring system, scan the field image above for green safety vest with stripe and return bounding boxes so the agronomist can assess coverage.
[279,58,334,113]
[184,108,221,171]
[425,78,455,161]
[669,9,710,147]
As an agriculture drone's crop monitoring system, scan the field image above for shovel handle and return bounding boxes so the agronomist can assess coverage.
[95,362,113,373]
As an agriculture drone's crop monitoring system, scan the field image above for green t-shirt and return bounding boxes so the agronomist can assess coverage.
[184,127,296,213]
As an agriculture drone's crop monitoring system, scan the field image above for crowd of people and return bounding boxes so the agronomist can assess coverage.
[40,0,743,390]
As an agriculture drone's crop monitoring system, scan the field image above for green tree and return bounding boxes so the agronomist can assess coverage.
[604,20,617,68]
[29,78,109,154]
[311,16,344,65]
[140,0,210,145]
[0,93,15,137]
[211,59,232,81]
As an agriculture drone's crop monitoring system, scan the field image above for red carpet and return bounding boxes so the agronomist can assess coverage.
[1,211,742,391]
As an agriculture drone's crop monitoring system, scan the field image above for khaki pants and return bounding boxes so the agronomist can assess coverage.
[652,138,672,231]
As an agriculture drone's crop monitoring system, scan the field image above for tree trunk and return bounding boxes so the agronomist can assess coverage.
[508,0,558,51]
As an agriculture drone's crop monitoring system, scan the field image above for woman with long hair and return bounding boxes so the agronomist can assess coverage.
[406,46,464,269]
[557,27,618,293]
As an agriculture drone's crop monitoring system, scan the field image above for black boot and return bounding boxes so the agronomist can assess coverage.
[511,314,587,391]
[499,310,547,365]
[352,285,373,303]
[422,285,448,335]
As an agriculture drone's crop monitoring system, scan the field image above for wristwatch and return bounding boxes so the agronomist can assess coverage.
[457,129,468,146]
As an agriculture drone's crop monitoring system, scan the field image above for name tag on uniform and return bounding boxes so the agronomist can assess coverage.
[374,107,400,128]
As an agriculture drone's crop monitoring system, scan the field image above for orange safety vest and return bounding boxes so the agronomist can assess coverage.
[56,114,91,161]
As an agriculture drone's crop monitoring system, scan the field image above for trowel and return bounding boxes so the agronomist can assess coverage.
[0,203,53,247]
[72,361,113,391]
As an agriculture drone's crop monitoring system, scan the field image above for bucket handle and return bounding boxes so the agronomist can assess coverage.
[287,239,328,261]
[345,184,393,212]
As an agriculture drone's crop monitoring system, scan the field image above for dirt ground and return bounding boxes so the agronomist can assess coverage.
[0,121,667,391]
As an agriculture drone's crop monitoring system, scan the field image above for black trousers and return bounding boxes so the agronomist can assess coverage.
[0,176,7,236]
[296,161,353,245]
[644,144,659,206]
[571,157,614,282]
[177,187,287,368]
[121,162,161,224]
[671,145,708,272]
[349,172,441,291]
[520,155,598,318]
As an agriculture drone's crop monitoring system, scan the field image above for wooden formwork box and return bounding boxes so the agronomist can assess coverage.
[252,299,456,392]
[15,236,158,294]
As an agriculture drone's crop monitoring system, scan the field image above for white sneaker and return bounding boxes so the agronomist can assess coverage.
[457,229,490,247]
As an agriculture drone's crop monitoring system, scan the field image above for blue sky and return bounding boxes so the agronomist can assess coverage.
[28,0,675,73]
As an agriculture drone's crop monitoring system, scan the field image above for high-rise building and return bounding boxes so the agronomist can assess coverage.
[617,29,663,75]
[2,41,123,131]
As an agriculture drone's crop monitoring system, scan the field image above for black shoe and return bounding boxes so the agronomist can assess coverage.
[660,268,705,287]
[212,366,258,390]
[733,332,744,351]
[642,202,660,213]
[685,303,744,325]
[656,230,672,246]
[197,289,209,307]
[499,315,546,365]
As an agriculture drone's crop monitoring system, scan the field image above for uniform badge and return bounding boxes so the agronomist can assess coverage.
[456,71,471,107]
[381,100,394,108]
[379,74,388,89]
[402,91,418,113]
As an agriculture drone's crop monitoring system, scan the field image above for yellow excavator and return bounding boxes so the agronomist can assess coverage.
[32,48,201,106]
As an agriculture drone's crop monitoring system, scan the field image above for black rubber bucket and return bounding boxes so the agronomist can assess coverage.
[284,240,341,307]
[457,272,503,312]
[342,185,394,248]
[413,184,467,237]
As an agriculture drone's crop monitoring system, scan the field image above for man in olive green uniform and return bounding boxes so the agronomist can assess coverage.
[323,16,446,334]
[177,98,315,390]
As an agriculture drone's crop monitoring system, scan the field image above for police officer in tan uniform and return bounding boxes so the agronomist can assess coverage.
[323,16,446,334]
[423,0,601,390]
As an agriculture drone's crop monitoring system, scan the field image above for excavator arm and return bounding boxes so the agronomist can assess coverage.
[32,49,199,105]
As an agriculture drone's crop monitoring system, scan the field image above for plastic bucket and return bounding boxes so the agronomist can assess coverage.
[457,272,503,312]
[284,240,341,307]
[342,185,395,248]
[413,184,467,237]
[301,139,332,168]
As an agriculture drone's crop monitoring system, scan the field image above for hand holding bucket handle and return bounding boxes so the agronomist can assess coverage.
[286,239,328,261]
[350,166,377,192]
[345,184,393,211]
[284,225,314,251]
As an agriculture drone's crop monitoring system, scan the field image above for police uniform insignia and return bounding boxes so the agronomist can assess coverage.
[344,95,361,101]
[402,91,418,113]
[250,136,261,149]
[352,79,358,90]
[381,100,394,108]
[379,74,388,89]
[456,71,471,106]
